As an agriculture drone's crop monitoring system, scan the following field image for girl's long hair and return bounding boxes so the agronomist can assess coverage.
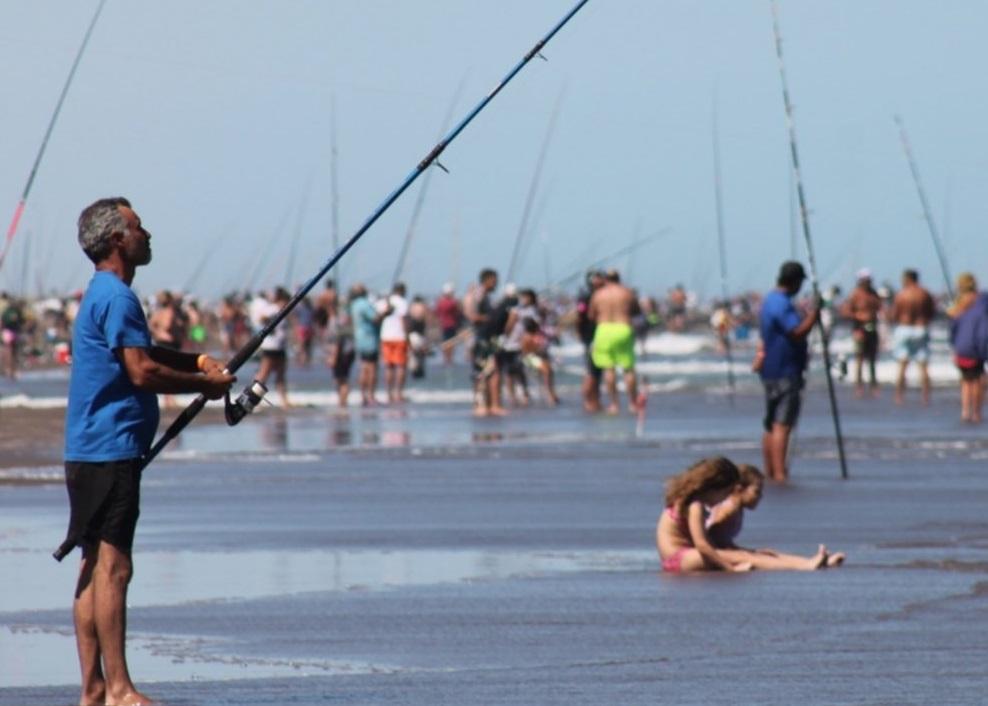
[737,463,765,487]
[665,457,739,513]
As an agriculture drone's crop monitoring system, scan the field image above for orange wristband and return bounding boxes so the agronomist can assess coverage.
[196,354,209,372]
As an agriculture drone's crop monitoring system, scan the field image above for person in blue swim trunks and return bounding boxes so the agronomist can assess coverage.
[889,268,935,405]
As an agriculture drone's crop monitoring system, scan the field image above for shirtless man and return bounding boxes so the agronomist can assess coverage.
[840,268,883,397]
[588,270,639,414]
[889,268,936,405]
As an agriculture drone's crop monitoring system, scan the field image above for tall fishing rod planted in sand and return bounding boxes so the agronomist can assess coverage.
[391,80,467,286]
[506,89,565,284]
[894,115,954,300]
[53,0,594,560]
[1,0,107,274]
[711,92,736,405]
[770,0,849,480]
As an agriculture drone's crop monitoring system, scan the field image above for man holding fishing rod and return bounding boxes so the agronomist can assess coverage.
[62,197,234,706]
[754,261,819,483]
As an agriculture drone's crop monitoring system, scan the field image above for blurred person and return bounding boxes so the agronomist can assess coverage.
[756,261,818,483]
[465,268,506,416]
[350,284,389,406]
[576,271,605,412]
[840,268,882,397]
[251,287,292,407]
[434,282,462,365]
[589,269,639,415]
[889,268,935,405]
[947,272,988,423]
[379,282,410,403]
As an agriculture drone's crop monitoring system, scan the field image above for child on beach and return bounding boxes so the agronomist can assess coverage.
[706,464,845,570]
[656,457,754,573]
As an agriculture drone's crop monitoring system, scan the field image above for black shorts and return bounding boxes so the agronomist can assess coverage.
[261,349,287,361]
[333,349,356,381]
[496,349,524,376]
[64,459,143,553]
[441,326,459,342]
[585,348,602,381]
[472,339,497,378]
[762,377,803,432]
[958,361,984,381]
[853,326,879,358]
[359,351,378,364]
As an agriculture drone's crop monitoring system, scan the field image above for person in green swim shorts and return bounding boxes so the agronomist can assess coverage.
[589,270,640,414]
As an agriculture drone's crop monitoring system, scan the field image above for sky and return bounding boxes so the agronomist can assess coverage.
[1,1,986,301]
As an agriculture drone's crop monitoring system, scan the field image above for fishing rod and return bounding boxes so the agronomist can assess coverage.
[330,97,342,291]
[894,115,954,300]
[552,227,671,289]
[1,0,106,274]
[391,79,467,286]
[711,91,736,405]
[54,0,593,561]
[771,0,848,480]
[506,89,565,283]
[284,175,315,286]
[183,224,234,295]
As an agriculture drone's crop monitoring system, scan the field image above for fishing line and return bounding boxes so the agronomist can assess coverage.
[1,0,107,273]
[770,0,849,480]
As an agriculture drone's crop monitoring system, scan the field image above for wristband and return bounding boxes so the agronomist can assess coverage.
[196,354,209,372]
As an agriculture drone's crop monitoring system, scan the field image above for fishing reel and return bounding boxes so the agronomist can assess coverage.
[224,379,268,426]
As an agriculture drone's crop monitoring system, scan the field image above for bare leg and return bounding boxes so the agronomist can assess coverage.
[919,362,931,405]
[395,365,407,401]
[488,370,506,415]
[854,355,865,397]
[974,375,985,423]
[384,365,396,402]
[74,550,106,706]
[895,360,908,404]
[603,369,619,414]
[624,370,639,413]
[719,545,826,571]
[961,380,973,422]
[337,380,349,407]
[582,373,600,412]
[91,542,154,706]
[765,423,792,482]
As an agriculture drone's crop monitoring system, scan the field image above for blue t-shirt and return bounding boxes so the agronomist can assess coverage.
[65,271,160,462]
[351,296,379,354]
[759,288,808,380]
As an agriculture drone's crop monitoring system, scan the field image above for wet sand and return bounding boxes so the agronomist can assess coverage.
[2,341,987,704]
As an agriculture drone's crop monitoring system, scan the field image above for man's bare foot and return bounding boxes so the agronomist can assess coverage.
[105,688,157,706]
[80,683,105,706]
[473,406,490,418]
[825,551,846,568]
[807,544,827,570]
[605,403,619,416]
[489,406,508,417]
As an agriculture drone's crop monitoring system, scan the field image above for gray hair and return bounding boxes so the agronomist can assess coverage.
[77,197,131,264]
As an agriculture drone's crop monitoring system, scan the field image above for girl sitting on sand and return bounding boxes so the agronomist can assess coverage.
[706,463,844,569]
[656,457,754,573]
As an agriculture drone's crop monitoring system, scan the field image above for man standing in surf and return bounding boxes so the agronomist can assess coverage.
[890,268,936,406]
[755,261,818,482]
[588,269,639,415]
[62,198,234,706]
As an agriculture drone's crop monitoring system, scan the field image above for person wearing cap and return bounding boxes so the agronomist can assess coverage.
[756,261,819,482]
[840,268,883,397]
[889,268,936,405]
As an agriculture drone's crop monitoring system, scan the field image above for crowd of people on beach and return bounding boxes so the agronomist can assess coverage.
[4,258,988,428]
